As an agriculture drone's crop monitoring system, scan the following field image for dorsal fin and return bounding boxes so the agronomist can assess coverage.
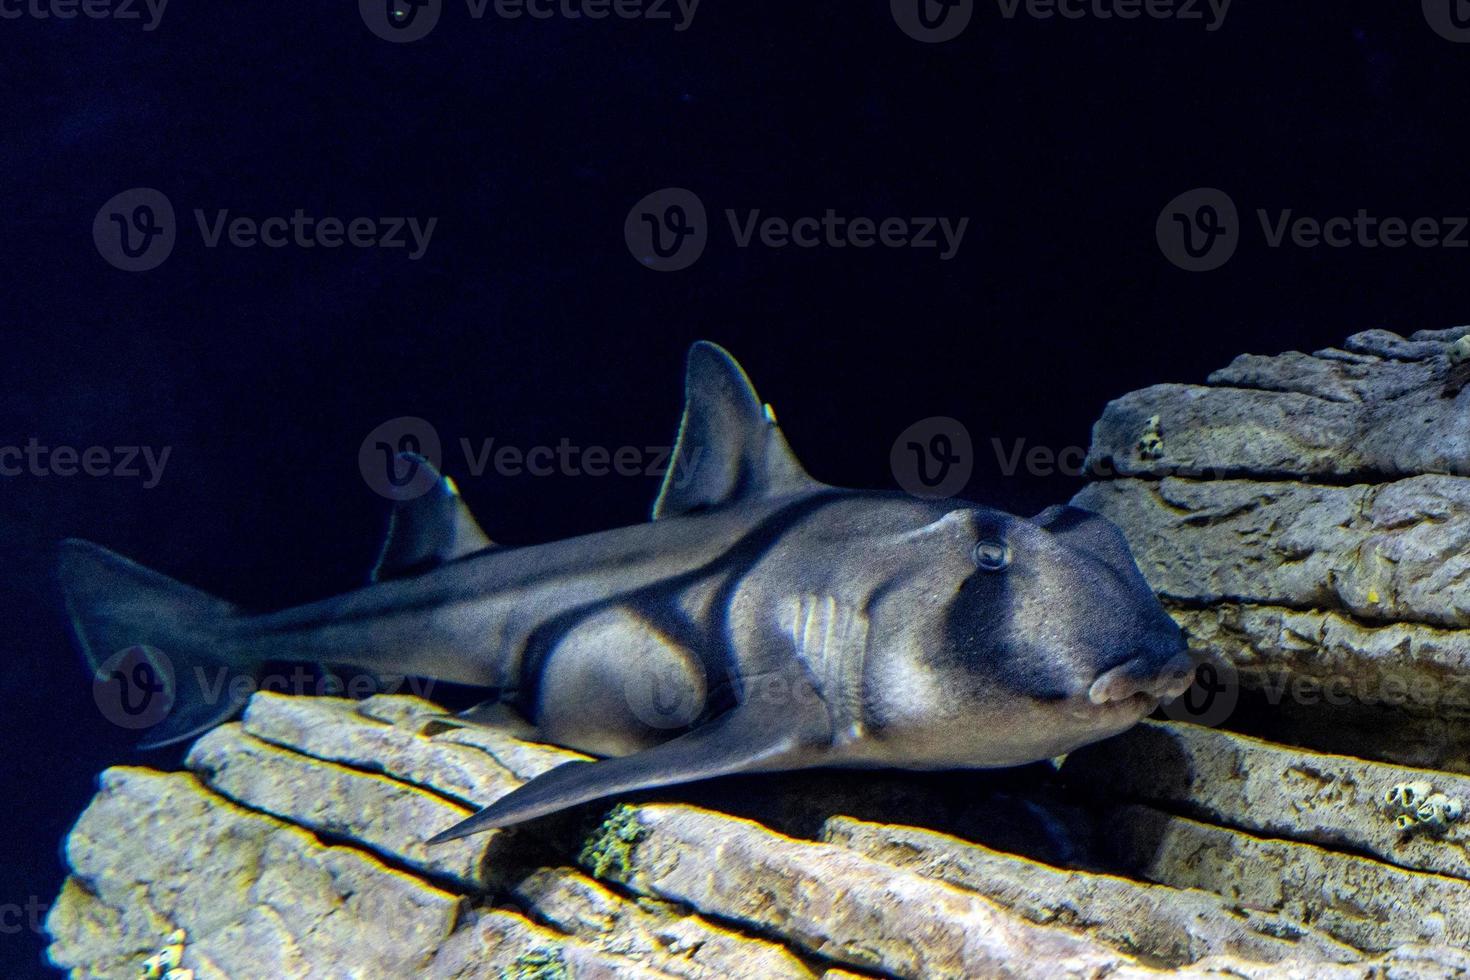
[372,454,495,581]
[652,342,820,520]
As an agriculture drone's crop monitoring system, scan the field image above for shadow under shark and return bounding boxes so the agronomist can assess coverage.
[59,342,1197,843]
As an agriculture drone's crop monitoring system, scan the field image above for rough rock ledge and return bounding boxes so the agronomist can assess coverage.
[45,691,1470,978]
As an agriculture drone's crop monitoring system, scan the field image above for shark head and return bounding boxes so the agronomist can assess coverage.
[808,498,1197,768]
[953,503,1197,755]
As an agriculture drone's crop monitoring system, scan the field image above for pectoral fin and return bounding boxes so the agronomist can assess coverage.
[427,684,831,843]
[447,700,539,739]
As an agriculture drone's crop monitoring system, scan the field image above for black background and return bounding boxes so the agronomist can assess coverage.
[6,1,1470,973]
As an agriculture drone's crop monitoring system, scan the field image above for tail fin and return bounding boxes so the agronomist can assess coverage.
[58,539,257,749]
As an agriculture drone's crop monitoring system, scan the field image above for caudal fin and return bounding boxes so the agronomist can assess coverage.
[58,539,257,749]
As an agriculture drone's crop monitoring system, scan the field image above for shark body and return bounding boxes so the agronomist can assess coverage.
[60,343,1196,843]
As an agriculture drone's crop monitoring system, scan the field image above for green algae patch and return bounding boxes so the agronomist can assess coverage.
[500,946,569,980]
[579,804,648,881]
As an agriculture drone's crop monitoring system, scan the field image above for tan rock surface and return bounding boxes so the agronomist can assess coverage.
[821,815,1358,966]
[1073,475,1470,629]
[1066,720,1470,881]
[1103,804,1470,953]
[1083,328,1470,480]
[577,802,1149,979]
[47,767,462,979]
[47,693,1470,979]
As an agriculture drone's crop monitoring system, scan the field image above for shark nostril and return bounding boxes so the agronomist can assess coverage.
[1089,648,1202,705]
[1087,658,1150,705]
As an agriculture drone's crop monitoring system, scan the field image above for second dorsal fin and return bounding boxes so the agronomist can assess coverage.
[372,454,495,581]
[652,342,821,520]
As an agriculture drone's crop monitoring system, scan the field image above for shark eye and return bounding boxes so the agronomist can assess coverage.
[971,538,1011,572]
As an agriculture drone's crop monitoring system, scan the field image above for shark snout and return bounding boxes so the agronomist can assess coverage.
[1087,650,1201,705]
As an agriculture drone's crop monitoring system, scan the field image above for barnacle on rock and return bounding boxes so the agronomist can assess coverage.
[1384,781,1433,809]
[1416,793,1465,829]
[140,928,187,979]
[1385,781,1462,835]
[1137,415,1164,461]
